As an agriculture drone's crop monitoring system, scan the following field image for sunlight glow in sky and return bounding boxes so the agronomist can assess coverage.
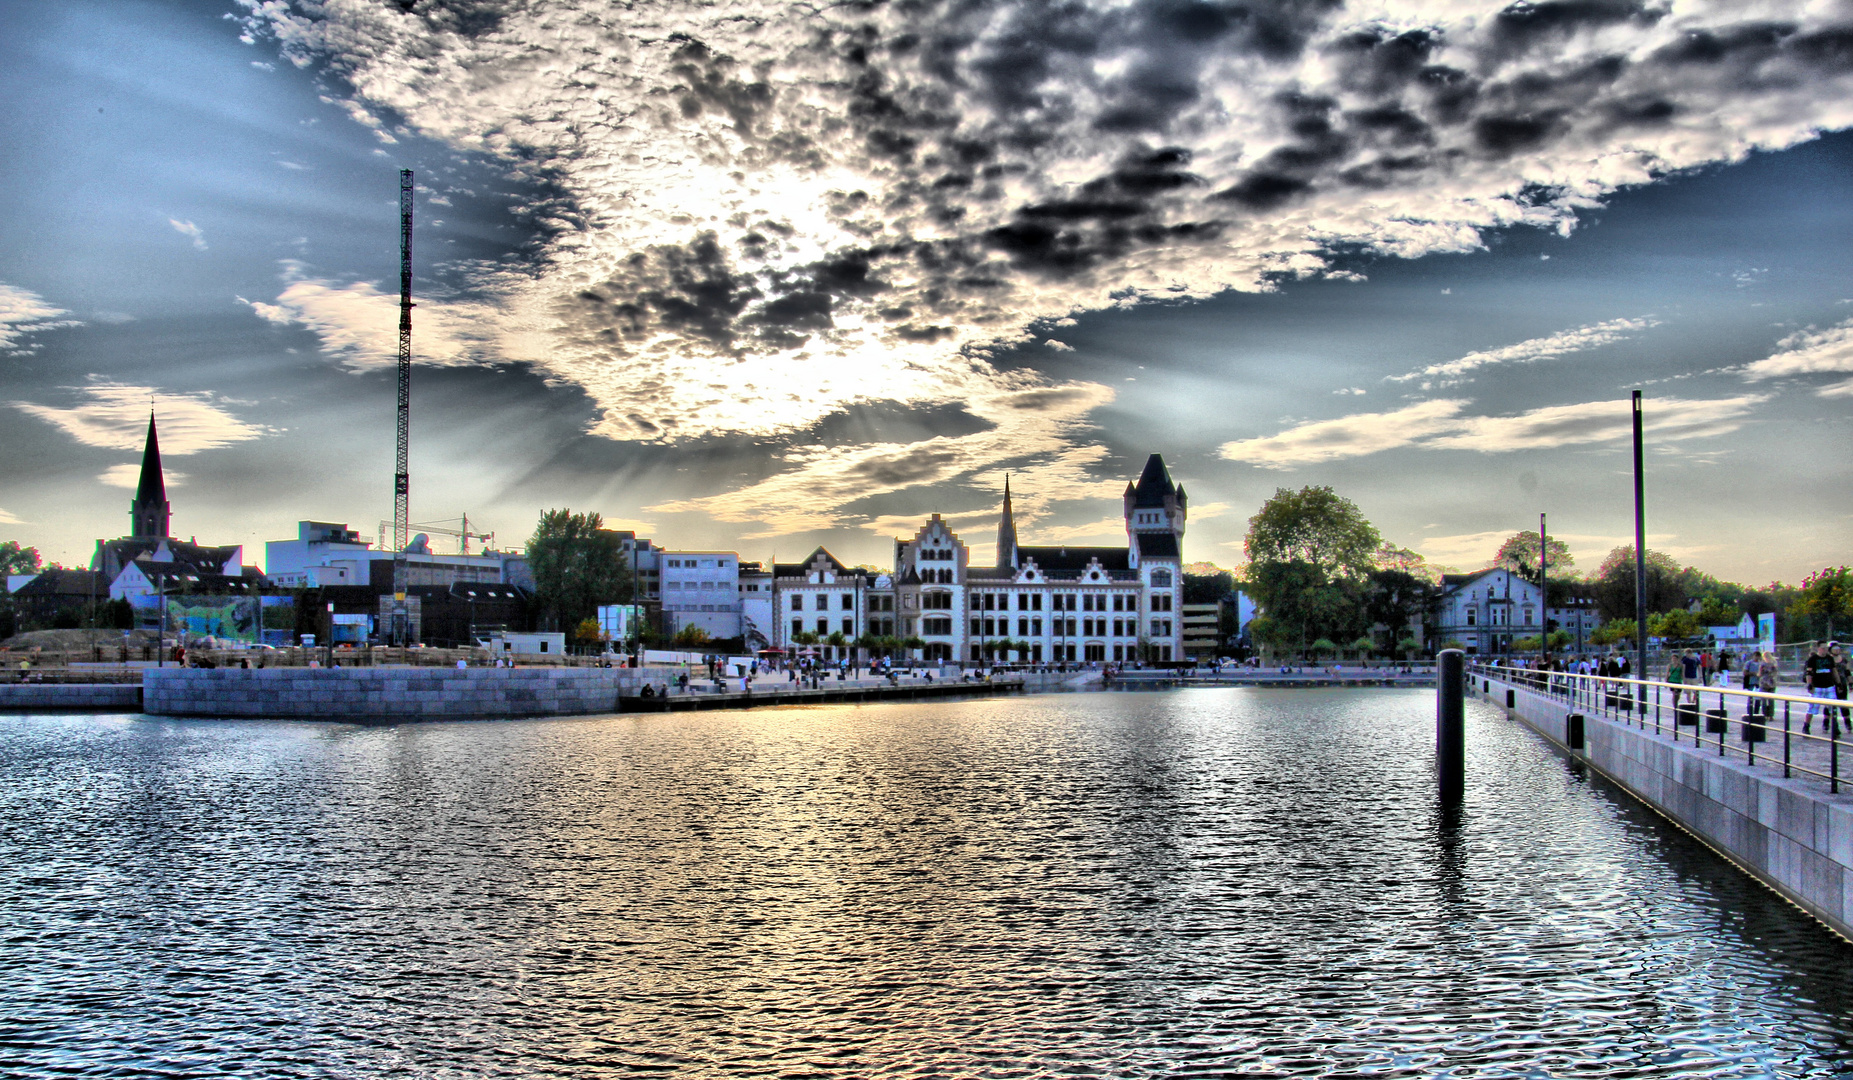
[2,0,1850,582]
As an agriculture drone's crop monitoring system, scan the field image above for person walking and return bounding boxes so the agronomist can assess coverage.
[1833,642,1849,735]
[1802,642,1837,735]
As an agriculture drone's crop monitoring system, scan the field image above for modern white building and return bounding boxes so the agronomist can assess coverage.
[660,550,744,640]
[768,454,1189,665]
[739,562,773,649]
[264,521,525,589]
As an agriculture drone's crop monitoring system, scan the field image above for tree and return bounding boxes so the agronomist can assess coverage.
[1794,566,1853,639]
[573,618,605,651]
[1492,530,1575,580]
[1648,609,1704,641]
[526,509,634,631]
[1243,487,1380,658]
[1374,544,1431,578]
[671,624,710,647]
[1245,487,1381,581]
[1365,567,1436,643]
[1695,597,1740,627]
[1182,568,1233,604]
[0,542,41,577]
[1591,545,1686,623]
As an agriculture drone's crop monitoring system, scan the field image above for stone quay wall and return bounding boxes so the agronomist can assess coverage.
[0,683,143,712]
[1479,671,1853,942]
[144,666,648,721]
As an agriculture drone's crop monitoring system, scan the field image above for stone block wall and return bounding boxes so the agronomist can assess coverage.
[1481,673,1853,942]
[0,684,143,712]
[144,667,645,721]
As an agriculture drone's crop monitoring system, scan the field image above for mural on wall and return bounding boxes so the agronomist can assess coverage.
[129,595,295,644]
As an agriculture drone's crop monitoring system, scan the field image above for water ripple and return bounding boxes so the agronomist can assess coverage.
[1,691,1850,1077]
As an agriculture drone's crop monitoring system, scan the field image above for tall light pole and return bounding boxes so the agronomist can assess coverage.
[1632,391,1649,690]
[1539,511,1548,655]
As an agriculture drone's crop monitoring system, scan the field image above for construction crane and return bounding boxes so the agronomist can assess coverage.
[390,169,414,645]
[377,516,496,555]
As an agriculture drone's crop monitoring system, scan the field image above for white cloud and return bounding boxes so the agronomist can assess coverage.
[1742,320,1853,395]
[241,261,509,372]
[12,383,270,455]
[99,464,187,490]
[1221,399,1469,467]
[0,282,79,354]
[1390,318,1658,387]
[233,0,1853,459]
[1221,394,1766,468]
[1033,516,1128,543]
[653,382,1116,537]
[0,507,23,525]
[1426,395,1766,453]
[1044,340,1074,352]
[168,218,207,251]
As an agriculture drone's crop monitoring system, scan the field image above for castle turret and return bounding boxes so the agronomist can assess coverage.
[130,412,170,540]
[1124,453,1185,563]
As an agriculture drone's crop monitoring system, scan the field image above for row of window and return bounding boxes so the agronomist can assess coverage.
[791,618,858,637]
[664,558,729,569]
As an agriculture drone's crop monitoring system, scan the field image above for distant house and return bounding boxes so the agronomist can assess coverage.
[6,568,106,630]
[1432,567,1599,655]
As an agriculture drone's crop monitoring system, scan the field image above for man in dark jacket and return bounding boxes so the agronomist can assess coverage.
[1803,642,1838,735]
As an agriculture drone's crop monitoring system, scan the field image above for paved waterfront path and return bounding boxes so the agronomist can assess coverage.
[1506,676,1853,795]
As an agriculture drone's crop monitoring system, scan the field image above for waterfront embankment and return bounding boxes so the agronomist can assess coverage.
[124,665,1101,720]
[1479,669,1853,941]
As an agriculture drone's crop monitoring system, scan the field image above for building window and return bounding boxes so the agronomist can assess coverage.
[1151,568,1172,587]
[791,594,803,611]
[841,594,853,610]
[842,618,854,635]
[1466,610,1476,626]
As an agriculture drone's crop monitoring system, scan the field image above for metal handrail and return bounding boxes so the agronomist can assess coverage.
[1472,664,1849,794]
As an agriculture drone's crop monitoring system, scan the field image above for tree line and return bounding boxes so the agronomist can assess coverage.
[1232,486,1853,658]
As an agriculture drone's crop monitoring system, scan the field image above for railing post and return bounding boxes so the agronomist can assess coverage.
[1784,700,1791,779]
[1438,649,1465,805]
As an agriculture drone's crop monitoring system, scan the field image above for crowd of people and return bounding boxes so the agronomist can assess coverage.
[1489,642,1850,735]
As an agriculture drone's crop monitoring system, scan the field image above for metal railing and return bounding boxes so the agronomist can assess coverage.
[1473,664,1851,794]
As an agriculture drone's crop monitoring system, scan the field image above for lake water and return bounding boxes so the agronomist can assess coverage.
[3,689,1851,1077]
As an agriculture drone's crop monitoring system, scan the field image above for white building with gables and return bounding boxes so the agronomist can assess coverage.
[1432,567,1599,655]
[769,454,1189,664]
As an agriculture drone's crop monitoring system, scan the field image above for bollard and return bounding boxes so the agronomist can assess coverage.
[1566,713,1585,750]
[1438,649,1465,804]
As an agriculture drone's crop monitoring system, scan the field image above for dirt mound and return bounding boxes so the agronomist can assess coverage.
[0,628,162,651]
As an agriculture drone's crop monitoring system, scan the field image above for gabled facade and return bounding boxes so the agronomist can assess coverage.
[1432,567,1599,655]
[766,454,1187,665]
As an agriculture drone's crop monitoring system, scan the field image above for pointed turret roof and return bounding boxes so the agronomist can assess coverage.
[1130,453,1175,508]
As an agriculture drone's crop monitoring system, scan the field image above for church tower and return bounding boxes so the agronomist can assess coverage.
[996,475,1018,570]
[130,412,171,540]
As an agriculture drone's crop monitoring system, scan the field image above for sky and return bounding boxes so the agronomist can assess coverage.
[2,0,1850,585]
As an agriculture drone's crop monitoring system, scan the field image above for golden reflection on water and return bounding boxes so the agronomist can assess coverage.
[1,690,1850,1076]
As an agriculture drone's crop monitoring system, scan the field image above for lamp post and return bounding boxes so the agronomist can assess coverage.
[1631,390,1649,692]
[1539,511,1548,656]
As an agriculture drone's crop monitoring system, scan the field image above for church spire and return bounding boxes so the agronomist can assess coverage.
[130,411,170,540]
[997,474,1018,570]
